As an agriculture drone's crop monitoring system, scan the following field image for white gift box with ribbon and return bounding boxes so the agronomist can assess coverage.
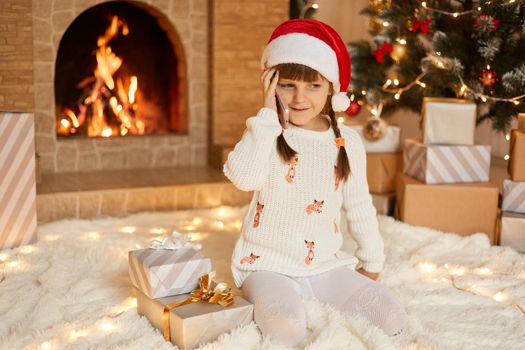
[421,98,477,145]
[129,231,211,299]
[348,124,401,153]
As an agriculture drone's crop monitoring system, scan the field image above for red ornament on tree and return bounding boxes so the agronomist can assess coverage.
[372,41,393,64]
[474,15,500,30]
[345,100,361,116]
[410,18,432,34]
[479,69,497,87]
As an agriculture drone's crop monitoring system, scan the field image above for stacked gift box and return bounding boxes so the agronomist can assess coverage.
[348,118,402,216]
[0,111,38,250]
[128,234,253,349]
[499,113,525,252]
[395,98,499,244]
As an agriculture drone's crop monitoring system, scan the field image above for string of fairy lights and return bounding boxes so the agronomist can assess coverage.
[421,0,522,17]
[418,261,525,316]
[0,205,523,350]
[374,0,525,106]
[362,0,525,159]
[0,207,241,350]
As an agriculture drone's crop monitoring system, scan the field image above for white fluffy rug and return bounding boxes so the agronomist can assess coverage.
[1,206,524,350]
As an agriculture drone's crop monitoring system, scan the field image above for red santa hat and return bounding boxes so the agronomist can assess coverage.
[261,19,351,112]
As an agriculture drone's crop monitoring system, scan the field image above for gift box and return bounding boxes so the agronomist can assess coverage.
[421,97,476,145]
[129,247,212,299]
[0,112,38,250]
[508,129,525,181]
[403,139,491,184]
[366,152,403,194]
[371,192,395,216]
[395,174,499,244]
[136,284,253,349]
[502,179,525,213]
[518,113,525,132]
[348,124,400,153]
[499,212,525,253]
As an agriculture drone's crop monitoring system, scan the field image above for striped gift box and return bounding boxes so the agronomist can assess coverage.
[0,112,37,250]
[129,247,212,299]
[403,139,491,184]
[502,180,525,213]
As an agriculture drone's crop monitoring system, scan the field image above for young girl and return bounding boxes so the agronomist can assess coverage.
[224,19,407,346]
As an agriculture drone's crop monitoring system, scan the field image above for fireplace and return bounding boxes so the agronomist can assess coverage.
[31,0,208,173]
[55,2,184,138]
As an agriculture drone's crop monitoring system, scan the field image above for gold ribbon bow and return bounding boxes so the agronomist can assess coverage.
[162,271,234,341]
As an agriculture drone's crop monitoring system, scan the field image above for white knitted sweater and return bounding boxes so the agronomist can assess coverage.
[224,108,385,288]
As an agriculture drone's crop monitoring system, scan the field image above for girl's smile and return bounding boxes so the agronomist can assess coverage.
[276,78,332,131]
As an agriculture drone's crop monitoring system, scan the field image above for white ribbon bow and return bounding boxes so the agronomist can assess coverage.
[150,230,202,251]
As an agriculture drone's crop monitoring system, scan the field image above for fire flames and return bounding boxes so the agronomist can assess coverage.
[57,16,145,137]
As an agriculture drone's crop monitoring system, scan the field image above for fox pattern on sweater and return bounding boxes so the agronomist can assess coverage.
[223,108,385,288]
[305,200,324,215]
[253,202,264,228]
[285,156,298,184]
[304,240,315,265]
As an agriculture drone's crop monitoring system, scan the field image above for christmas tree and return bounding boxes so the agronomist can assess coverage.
[349,0,525,132]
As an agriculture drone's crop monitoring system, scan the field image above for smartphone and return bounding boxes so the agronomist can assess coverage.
[275,89,289,129]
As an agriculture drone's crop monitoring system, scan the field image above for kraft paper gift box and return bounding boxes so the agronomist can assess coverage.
[508,129,525,181]
[395,174,499,244]
[136,288,253,349]
[421,97,476,145]
[371,192,395,216]
[502,179,525,213]
[129,247,212,299]
[348,124,400,153]
[366,152,403,194]
[0,112,38,250]
[499,212,525,253]
[403,139,491,184]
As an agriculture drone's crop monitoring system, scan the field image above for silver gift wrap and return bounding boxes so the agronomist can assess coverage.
[348,124,400,153]
[0,112,37,250]
[421,98,476,145]
[500,212,525,253]
[502,179,525,214]
[136,288,254,349]
[129,247,212,298]
[403,139,491,184]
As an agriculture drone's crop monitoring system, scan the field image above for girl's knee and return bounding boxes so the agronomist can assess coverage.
[342,284,408,336]
[381,298,408,336]
[254,300,307,346]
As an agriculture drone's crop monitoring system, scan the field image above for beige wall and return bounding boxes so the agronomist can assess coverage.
[0,0,34,111]
[312,0,370,43]
[209,0,288,166]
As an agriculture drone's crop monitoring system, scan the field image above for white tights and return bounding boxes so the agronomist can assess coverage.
[242,266,407,347]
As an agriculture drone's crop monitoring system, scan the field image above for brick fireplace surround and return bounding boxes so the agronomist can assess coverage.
[1,0,287,222]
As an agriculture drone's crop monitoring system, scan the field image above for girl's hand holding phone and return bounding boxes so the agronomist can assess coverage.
[261,67,288,129]
[261,67,279,112]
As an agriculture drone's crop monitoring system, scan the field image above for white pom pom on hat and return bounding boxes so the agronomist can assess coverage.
[261,19,351,112]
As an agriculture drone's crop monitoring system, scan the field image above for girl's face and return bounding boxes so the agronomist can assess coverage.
[276,76,331,131]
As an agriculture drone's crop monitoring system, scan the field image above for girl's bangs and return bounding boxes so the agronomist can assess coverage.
[276,63,325,82]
